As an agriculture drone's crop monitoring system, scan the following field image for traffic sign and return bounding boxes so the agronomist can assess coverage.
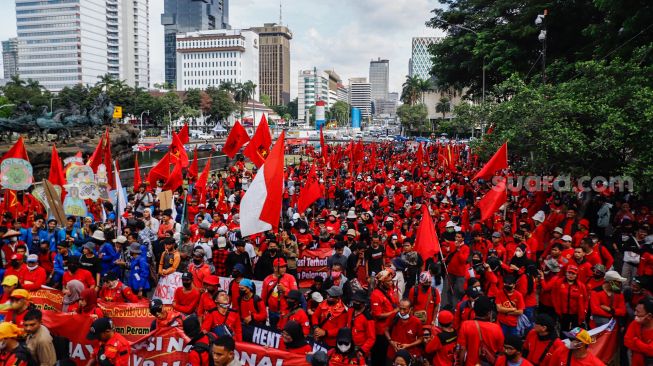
[113,106,123,119]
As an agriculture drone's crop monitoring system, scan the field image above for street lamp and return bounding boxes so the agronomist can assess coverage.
[49,97,59,113]
[139,110,150,139]
[535,10,548,83]
[450,24,485,105]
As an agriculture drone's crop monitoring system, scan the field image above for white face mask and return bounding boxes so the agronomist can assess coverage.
[27,264,38,271]
[566,341,583,350]
[515,249,524,258]
[337,343,351,353]
[398,312,410,320]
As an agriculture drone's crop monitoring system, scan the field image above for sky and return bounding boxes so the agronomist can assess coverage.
[0,0,444,98]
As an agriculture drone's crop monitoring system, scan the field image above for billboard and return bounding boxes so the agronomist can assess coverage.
[315,100,326,130]
[351,107,361,128]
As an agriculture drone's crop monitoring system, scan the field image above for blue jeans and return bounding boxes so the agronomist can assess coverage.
[501,323,519,338]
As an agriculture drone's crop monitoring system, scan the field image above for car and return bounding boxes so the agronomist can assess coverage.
[152,144,169,152]
[393,135,409,142]
[414,137,432,143]
[197,144,215,152]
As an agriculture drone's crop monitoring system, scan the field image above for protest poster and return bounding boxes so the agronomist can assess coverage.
[152,272,183,304]
[295,248,331,287]
[0,158,33,190]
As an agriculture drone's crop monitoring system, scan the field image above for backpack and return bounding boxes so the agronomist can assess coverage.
[14,342,38,366]
[192,332,216,366]
[52,335,71,362]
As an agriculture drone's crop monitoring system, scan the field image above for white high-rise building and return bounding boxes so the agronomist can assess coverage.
[15,0,149,91]
[348,77,371,120]
[176,29,259,98]
[369,58,389,101]
[297,68,331,122]
[409,37,441,80]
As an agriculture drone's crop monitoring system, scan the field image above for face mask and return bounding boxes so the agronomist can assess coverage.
[384,223,394,230]
[27,264,38,271]
[337,343,351,353]
[219,303,230,309]
[353,302,365,310]
[593,274,603,279]
[622,235,630,241]
[239,289,247,297]
[504,285,514,292]
[331,271,342,279]
[592,238,598,244]
[567,341,583,350]
[515,250,524,258]
[10,260,19,268]
[268,249,277,255]
[610,283,622,293]
[473,286,482,293]
[183,282,192,289]
[299,229,306,234]
[326,298,338,306]
[287,300,297,309]
[398,312,410,320]
[193,258,203,265]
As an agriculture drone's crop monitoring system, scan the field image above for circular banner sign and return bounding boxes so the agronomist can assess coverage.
[0,158,33,190]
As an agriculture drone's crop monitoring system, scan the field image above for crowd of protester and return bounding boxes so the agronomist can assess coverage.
[0,141,650,366]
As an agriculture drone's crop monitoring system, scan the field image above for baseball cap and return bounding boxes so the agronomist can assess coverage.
[1,275,17,287]
[553,227,564,234]
[311,292,324,303]
[562,235,573,242]
[203,275,220,286]
[564,327,594,345]
[9,289,30,300]
[181,272,193,282]
[326,286,343,297]
[10,253,23,262]
[149,299,163,314]
[239,278,255,291]
[26,254,38,263]
[306,351,328,365]
[273,258,287,267]
[566,265,579,274]
[0,322,21,339]
[604,270,627,282]
[86,317,113,340]
[438,310,454,325]
[492,232,502,238]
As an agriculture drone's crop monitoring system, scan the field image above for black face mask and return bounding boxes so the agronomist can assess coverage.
[182,281,192,289]
[504,285,514,292]
[239,289,247,297]
[353,302,365,310]
[192,258,203,265]
[384,223,394,230]
[326,298,338,306]
[11,260,20,268]
[268,249,277,256]
[287,300,297,309]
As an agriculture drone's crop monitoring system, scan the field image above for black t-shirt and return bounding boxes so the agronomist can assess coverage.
[365,245,384,275]
[79,255,101,278]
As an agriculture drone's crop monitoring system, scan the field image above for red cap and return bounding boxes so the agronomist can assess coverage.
[579,219,590,229]
[11,253,23,261]
[273,258,287,267]
[567,265,579,274]
[203,275,220,286]
[439,310,454,325]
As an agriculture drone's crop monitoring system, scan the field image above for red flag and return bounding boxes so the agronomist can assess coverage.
[240,131,285,236]
[478,178,507,221]
[48,144,65,187]
[169,132,189,168]
[162,162,183,192]
[133,155,142,191]
[102,129,115,188]
[196,155,211,203]
[0,136,29,163]
[414,204,440,259]
[178,123,189,144]
[243,115,272,167]
[474,142,508,180]
[297,164,322,214]
[222,120,250,158]
[3,189,21,218]
[188,148,199,180]
[416,143,424,166]
[148,152,171,187]
[320,127,328,161]
[216,180,228,213]
[87,133,105,171]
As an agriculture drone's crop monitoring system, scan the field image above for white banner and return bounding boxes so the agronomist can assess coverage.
[152,272,183,304]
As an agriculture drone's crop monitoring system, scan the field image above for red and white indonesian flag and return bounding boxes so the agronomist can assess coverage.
[240,132,285,237]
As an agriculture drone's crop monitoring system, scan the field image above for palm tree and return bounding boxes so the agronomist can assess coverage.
[436,97,451,119]
[417,78,433,104]
[401,75,421,106]
[7,75,25,88]
[96,74,116,91]
[219,81,234,93]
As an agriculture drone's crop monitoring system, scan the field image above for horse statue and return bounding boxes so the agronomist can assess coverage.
[35,106,71,142]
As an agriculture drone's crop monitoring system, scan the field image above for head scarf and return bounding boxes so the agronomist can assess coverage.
[62,280,85,311]
[79,288,99,314]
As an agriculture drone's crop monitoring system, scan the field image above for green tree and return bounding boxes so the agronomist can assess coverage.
[329,101,350,126]
[184,89,202,109]
[397,104,428,133]
[205,86,237,122]
[159,91,183,125]
[260,94,272,107]
[233,81,257,120]
[178,105,200,118]
[435,97,451,119]
[401,75,421,106]
[0,96,13,118]
[287,98,298,119]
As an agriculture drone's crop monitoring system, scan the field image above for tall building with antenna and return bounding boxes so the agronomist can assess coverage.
[251,18,293,105]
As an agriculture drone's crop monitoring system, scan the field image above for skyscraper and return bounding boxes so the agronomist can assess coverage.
[251,23,292,106]
[15,0,149,90]
[348,77,371,121]
[162,0,230,87]
[369,58,389,101]
[2,38,18,79]
[297,68,330,123]
[409,37,441,80]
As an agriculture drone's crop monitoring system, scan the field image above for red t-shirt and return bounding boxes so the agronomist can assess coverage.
[523,329,564,366]
[387,315,423,358]
[458,320,504,366]
[370,288,398,335]
[172,287,200,315]
[548,349,605,366]
[624,319,653,366]
[62,269,96,289]
[496,290,525,327]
